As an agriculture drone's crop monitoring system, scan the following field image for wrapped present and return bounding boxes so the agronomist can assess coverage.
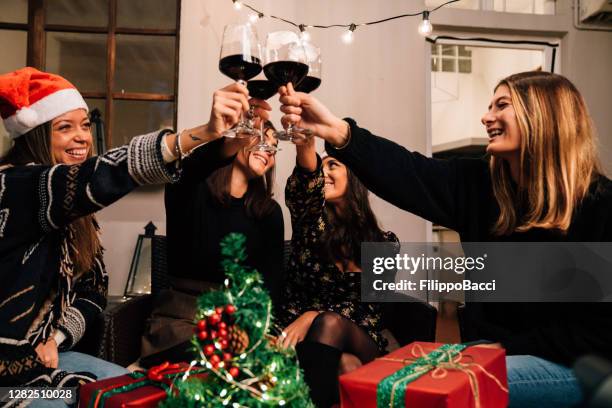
[79,362,207,408]
[339,342,508,408]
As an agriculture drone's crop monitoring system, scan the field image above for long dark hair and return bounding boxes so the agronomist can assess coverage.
[206,153,277,219]
[0,122,101,274]
[320,159,385,270]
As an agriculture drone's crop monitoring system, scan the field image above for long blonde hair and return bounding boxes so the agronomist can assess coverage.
[0,122,101,273]
[490,71,603,235]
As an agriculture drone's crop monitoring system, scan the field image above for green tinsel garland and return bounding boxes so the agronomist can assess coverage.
[160,233,315,408]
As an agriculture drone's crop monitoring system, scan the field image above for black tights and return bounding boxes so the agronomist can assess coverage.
[297,312,379,408]
[305,311,379,363]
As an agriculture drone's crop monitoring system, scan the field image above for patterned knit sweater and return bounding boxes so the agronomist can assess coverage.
[0,130,179,387]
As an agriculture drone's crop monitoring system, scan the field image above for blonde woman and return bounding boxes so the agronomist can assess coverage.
[278,72,612,408]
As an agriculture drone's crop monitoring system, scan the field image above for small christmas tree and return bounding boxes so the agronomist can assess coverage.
[161,233,314,407]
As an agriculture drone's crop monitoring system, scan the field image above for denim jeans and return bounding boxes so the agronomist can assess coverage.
[28,351,128,408]
[507,355,583,408]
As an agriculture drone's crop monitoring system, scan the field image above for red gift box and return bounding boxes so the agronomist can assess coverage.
[79,363,206,408]
[339,342,508,408]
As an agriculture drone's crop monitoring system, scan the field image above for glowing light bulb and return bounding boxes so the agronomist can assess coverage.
[418,11,433,36]
[249,13,258,23]
[342,24,357,44]
[232,0,242,11]
[299,24,311,42]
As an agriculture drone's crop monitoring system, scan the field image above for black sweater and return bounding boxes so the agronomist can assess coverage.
[327,118,612,365]
[165,143,284,304]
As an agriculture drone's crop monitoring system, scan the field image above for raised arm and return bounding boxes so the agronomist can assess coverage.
[279,85,489,232]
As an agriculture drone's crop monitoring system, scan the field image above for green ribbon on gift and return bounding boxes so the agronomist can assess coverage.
[376,343,467,408]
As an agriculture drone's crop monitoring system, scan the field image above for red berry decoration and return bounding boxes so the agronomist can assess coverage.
[196,319,207,331]
[219,339,229,349]
[215,306,224,315]
[218,322,228,330]
[208,313,221,326]
[210,354,221,365]
[229,367,240,378]
[225,304,236,315]
[218,328,228,338]
[204,344,215,356]
[210,330,218,339]
[223,352,233,362]
[197,330,208,341]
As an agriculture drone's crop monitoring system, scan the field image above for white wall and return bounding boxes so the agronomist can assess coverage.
[99,0,612,295]
[100,0,430,295]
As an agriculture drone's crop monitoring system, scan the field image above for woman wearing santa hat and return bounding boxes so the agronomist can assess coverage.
[0,67,269,391]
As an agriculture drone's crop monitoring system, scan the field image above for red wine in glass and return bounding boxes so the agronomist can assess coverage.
[247,79,277,100]
[295,76,321,93]
[263,61,309,89]
[246,79,280,153]
[219,54,262,82]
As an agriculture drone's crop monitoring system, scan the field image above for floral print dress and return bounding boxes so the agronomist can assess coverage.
[279,159,398,352]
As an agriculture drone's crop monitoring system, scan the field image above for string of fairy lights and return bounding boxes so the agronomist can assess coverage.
[229,0,460,42]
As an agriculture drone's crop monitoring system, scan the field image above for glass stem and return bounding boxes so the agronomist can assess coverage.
[236,79,251,127]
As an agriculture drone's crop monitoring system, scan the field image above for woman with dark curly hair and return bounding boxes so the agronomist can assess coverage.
[278,132,398,407]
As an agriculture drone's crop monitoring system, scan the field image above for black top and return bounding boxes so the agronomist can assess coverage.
[165,158,284,304]
[327,118,612,365]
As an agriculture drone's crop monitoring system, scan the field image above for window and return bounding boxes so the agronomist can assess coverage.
[431,44,472,74]
[430,39,557,155]
[0,0,180,151]
[425,0,556,15]
[0,0,28,152]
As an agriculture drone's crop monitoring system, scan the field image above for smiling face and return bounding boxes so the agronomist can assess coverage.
[50,109,92,165]
[481,85,521,160]
[239,129,277,177]
[322,156,348,203]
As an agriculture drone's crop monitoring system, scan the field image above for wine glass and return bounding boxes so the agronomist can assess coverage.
[247,75,280,153]
[263,31,309,142]
[295,41,322,94]
[219,24,262,138]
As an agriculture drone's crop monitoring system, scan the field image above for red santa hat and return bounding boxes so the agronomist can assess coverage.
[0,67,88,139]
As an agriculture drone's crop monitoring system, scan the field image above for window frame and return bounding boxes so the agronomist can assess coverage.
[0,0,181,149]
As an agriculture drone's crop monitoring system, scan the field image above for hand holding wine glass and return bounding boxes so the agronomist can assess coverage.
[279,82,349,147]
[207,83,270,136]
[263,30,310,142]
[218,23,263,138]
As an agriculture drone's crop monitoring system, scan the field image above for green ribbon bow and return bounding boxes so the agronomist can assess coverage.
[376,343,467,408]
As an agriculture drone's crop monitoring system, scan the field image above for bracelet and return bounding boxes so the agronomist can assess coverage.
[176,129,192,158]
[332,120,352,150]
[161,134,178,163]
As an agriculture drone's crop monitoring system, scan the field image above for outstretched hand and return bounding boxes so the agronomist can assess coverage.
[279,83,350,147]
[208,83,271,138]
